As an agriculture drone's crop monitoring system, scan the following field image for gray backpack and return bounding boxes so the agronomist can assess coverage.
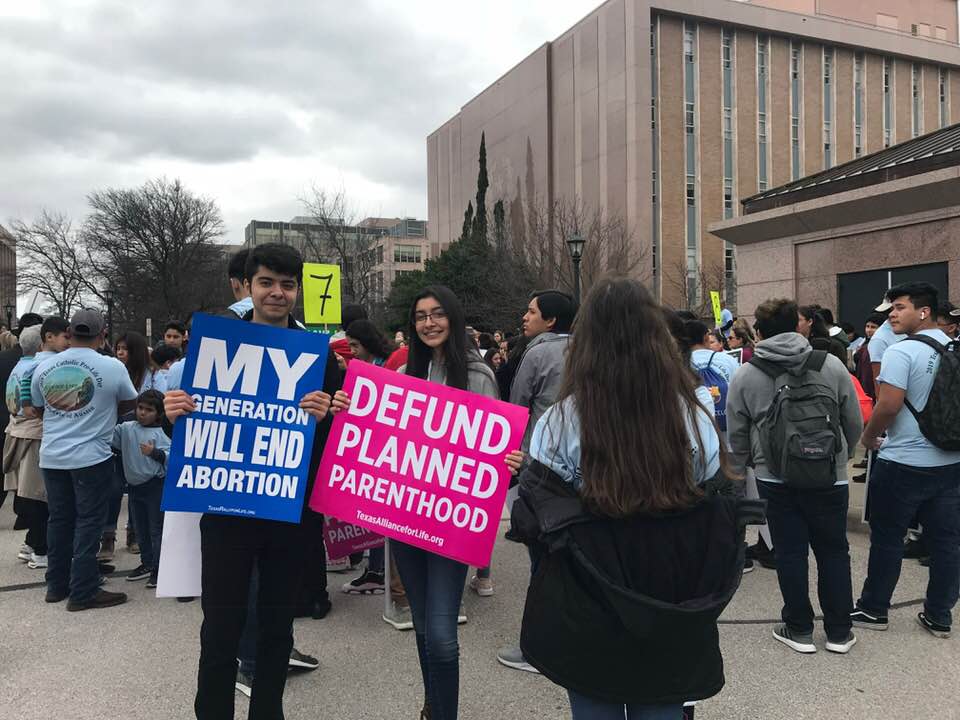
[748,351,842,489]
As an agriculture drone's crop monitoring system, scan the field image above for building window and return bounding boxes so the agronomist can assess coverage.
[883,57,893,147]
[683,21,698,306]
[722,28,735,220]
[377,244,384,265]
[722,27,736,294]
[757,35,769,191]
[790,42,802,180]
[651,24,660,282]
[940,67,949,128]
[823,48,833,169]
[912,63,922,137]
[854,52,864,157]
[394,244,421,263]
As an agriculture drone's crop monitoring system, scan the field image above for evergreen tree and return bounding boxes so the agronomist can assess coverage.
[471,132,488,244]
[461,201,474,243]
[493,200,506,254]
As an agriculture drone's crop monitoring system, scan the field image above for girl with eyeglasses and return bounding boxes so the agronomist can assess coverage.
[332,285,522,720]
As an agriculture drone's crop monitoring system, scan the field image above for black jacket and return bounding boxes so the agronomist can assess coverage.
[509,461,764,706]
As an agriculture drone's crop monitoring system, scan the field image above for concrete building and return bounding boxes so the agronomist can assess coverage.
[710,121,960,330]
[0,224,16,324]
[244,216,429,303]
[426,0,960,309]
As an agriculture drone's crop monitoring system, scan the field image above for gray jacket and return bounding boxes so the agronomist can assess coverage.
[509,332,570,452]
[726,332,863,483]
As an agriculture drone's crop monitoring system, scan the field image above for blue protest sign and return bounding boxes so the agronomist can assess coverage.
[162,313,330,523]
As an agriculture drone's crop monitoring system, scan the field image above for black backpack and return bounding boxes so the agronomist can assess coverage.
[748,351,843,489]
[902,335,960,451]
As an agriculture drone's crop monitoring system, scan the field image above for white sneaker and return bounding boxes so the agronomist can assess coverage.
[17,544,33,562]
[825,633,857,654]
[382,602,414,631]
[27,553,48,569]
[458,603,467,625]
[469,575,494,597]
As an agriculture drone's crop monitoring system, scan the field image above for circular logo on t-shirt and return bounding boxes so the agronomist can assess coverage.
[42,366,96,412]
[5,373,20,415]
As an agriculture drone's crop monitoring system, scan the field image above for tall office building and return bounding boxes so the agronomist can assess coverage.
[427,0,960,307]
[0,224,16,321]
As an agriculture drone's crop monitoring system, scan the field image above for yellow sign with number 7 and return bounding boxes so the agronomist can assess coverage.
[303,263,342,325]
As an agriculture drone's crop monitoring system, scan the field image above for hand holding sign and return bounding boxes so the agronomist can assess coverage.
[312,363,528,567]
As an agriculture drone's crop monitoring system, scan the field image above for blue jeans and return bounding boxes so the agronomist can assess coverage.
[392,542,468,720]
[858,458,960,627]
[128,476,164,573]
[568,691,684,719]
[42,459,114,603]
[758,481,853,640]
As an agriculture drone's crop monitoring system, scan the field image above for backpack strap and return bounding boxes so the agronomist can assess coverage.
[706,351,717,371]
[803,350,829,373]
[747,356,782,381]
[904,334,946,356]
[901,335,946,419]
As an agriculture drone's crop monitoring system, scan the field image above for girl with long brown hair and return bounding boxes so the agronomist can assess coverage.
[512,277,752,720]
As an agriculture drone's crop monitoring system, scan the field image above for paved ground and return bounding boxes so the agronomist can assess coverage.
[0,481,957,720]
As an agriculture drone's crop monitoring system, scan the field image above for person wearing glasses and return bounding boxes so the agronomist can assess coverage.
[332,285,522,720]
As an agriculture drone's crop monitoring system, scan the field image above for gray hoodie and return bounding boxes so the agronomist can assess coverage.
[509,332,571,452]
[726,332,863,484]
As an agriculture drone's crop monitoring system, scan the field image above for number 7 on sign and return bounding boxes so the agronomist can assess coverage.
[303,262,342,325]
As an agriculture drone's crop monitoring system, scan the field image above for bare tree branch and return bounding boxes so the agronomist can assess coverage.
[10,211,87,317]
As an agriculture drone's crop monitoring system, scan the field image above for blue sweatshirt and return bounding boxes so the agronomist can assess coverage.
[111,421,171,486]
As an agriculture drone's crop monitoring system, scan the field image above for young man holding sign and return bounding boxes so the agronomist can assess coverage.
[164,243,341,720]
[321,285,525,720]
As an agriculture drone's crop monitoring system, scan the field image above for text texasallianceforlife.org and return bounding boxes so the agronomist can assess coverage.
[357,510,444,548]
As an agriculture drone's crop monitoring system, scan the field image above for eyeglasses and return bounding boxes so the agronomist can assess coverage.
[414,309,447,324]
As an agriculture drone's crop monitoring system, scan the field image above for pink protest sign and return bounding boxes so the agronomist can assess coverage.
[310,362,528,567]
[324,516,384,560]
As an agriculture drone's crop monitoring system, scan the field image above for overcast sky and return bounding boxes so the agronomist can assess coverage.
[1,0,598,249]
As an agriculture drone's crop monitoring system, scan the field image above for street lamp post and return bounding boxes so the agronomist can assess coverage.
[566,233,586,306]
[105,287,115,345]
[3,303,13,332]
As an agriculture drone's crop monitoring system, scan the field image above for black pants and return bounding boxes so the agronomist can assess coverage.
[758,482,854,641]
[296,508,329,613]
[195,514,306,720]
[15,496,48,555]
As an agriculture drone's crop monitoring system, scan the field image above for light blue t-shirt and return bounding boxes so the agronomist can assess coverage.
[31,348,139,470]
[530,394,721,489]
[868,320,905,364]
[877,328,960,468]
[138,369,168,394]
[228,296,254,318]
[111,421,172,485]
[691,348,740,385]
[6,355,38,417]
[165,358,186,392]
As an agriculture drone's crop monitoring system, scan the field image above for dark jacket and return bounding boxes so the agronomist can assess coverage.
[509,461,763,706]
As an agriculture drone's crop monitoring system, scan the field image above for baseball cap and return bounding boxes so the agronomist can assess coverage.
[874,298,893,313]
[951,307,960,318]
[828,325,844,337]
[69,309,105,338]
[13,313,43,337]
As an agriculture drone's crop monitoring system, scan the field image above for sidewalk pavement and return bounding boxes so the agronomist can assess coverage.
[0,487,955,720]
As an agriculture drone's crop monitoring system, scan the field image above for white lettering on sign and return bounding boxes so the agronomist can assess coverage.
[192,338,318,400]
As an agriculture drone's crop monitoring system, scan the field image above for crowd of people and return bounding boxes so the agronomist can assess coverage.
[2,239,957,720]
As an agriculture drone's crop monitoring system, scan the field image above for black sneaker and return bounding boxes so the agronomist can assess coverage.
[97,562,116,575]
[235,669,253,697]
[852,473,867,483]
[917,612,951,638]
[126,564,152,582]
[772,624,816,654]
[45,589,68,604]
[341,570,385,595]
[903,538,928,560]
[288,648,319,670]
[66,589,128,612]
[850,607,888,631]
[146,575,158,589]
[742,559,755,574]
